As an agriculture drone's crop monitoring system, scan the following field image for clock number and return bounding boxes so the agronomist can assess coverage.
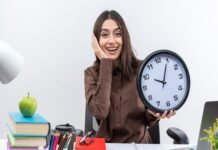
[155,57,161,64]
[156,101,160,106]
[179,74,183,79]
[142,85,147,91]
[178,85,183,90]
[166,57,169,63]
[166,101,171,107]
[174,64,178,70]
[143,74,149,80]
[148,95,153,100]
[174,95,178,101]
[147,64,153,70]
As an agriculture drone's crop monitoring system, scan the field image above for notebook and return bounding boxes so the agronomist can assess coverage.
[74,136,106,150]
[171,101,218,150]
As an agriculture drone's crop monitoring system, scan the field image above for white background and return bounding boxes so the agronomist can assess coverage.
[1,0,218,144]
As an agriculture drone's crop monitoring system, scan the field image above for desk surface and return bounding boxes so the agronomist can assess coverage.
[0,139,7,150]
[0,139,194,150]
[106,143,195,150]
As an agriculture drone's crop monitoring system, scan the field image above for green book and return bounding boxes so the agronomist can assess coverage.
[7,131,47,148]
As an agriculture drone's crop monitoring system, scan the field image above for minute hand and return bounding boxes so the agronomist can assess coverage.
[162,64,167,88]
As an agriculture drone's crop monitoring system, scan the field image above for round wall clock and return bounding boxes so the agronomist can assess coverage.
[137,50,190,113]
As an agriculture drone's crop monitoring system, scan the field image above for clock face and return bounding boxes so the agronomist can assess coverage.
[137,50,190,113]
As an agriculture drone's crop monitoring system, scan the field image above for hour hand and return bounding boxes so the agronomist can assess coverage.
[154,79,166,84]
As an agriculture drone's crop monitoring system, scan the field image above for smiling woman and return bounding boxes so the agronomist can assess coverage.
[98,19,123,60]
[84,10,176,143]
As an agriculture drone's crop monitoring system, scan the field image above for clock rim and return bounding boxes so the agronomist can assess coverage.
[137,49,191,113]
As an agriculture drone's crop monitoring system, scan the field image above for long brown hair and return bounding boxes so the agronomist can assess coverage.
[93,10,139,80]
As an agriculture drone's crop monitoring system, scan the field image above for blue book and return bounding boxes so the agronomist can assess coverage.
[8,112,50,137]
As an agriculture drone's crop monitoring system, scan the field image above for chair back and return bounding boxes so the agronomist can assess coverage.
[148,123,160,144]
[85,104,99,133]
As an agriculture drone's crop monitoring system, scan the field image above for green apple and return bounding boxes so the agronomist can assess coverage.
[19,93,37,117]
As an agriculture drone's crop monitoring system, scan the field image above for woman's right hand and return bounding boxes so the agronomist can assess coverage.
[92,34,108,60]
[148,109,176,119]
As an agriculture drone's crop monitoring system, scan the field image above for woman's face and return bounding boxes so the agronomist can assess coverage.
[99,19,123,60]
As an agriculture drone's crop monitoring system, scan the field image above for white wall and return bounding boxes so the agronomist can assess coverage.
[1,0,218,144]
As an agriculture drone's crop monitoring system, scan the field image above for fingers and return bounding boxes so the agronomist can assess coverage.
[92,34,98,53]
[148,109,176,119]
[160,110,168,119]
[161,110,176,119]
[166,110,176,118]
[92,34,100,57]
[91,34,107,60]
[148,109,160,118]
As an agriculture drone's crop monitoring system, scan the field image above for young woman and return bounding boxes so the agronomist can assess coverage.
[84,10,176,143]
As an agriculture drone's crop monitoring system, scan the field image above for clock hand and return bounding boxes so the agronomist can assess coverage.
[154,79,166,84]
[162,64,167,88]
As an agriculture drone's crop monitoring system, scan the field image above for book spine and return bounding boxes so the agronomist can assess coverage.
[52,134,60,150]
[46,122,51,148]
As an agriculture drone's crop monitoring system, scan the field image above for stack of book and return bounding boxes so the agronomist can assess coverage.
[7,112,50,149]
